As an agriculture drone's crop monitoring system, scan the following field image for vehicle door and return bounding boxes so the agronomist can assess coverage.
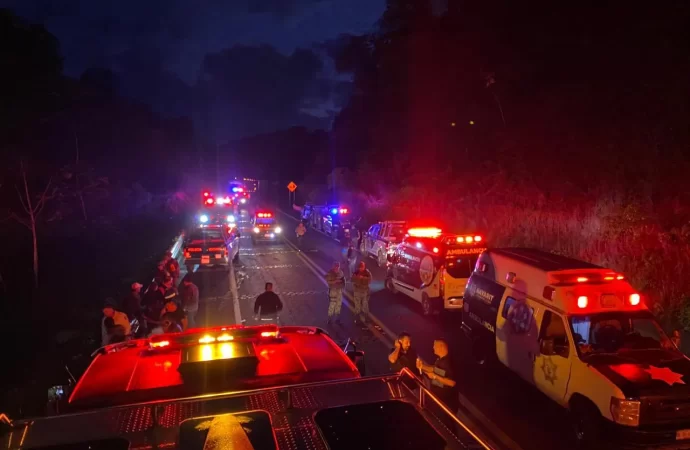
[365,224,380,255]
[372,224,387,260]
[498,295,540,383]
[533,310,573,403]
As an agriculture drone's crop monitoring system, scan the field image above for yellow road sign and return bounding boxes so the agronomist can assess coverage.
[287,182,297,192]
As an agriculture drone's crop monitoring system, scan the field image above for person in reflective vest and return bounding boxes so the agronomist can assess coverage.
[351,261,372,324]
[325,262,345,324]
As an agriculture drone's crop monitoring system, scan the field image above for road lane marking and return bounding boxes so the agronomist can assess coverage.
[279,211,525,450]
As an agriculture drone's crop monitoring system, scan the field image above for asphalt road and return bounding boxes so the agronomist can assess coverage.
[182,209,577,450]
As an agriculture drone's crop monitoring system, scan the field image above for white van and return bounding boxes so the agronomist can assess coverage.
[462,248,690,448]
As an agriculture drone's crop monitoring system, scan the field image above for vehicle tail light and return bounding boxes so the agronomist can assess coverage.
[577,296,588,308]
[186,247,202,252]
[207,247,224,252]
[629,293,641,306]
[206,198,215,205]
[184,251,191,258]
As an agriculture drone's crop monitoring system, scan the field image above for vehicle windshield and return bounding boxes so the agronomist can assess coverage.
[444,254,480,279]
[570,310,680,358]
[255,218,276,225]
[389,224,406,240]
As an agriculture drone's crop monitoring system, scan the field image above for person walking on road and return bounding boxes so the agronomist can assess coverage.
[326,262,345,325]
[295,222,307,249]
[352,261,372,324]
[346,242,357,279]
[180,275,199,328]
[254,282,283,324]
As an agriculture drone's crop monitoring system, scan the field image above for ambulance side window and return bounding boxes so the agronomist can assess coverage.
[539,311,570,358]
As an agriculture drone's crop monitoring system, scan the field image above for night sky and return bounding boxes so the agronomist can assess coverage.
[1,0,386,140]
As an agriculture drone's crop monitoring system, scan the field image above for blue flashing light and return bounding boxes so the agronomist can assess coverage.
[331,208,338,215]
[232,187,239,193]
[200,214,209,223]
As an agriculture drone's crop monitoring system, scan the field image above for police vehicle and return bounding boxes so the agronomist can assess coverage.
[251,211,282,244]
[386,227,485,315]
[322,206,352,242]
[462,248,690,448]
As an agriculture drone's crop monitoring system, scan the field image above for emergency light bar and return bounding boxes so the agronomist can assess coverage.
[408,227,442,238]
[206,198,215,205]
[257,212,273,218]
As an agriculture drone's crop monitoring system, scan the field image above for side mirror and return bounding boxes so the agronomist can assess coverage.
[540,338,555,356]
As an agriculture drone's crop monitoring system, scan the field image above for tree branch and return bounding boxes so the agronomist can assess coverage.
[15,184,31,215]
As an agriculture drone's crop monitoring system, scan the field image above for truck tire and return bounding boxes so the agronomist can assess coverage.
[570,397,603,449]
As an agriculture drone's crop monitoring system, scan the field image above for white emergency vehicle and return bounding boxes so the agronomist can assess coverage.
[386,227,485,315]
[462,248,690,448]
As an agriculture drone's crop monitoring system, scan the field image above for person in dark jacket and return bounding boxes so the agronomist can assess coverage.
[253,282,283,324]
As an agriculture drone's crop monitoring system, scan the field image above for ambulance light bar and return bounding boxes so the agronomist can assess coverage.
[257,212,273,218]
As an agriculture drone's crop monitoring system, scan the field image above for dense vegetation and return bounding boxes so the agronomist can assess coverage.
[305,0,690,330]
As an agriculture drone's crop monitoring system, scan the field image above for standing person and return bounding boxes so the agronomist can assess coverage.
[416,338,458,428]
[155,261,169,285]
[351,261,372,324]
[165,251,180,286]
[295,222,307,249]
[253,282,284,324]
[389,332,418,373]
[180,276,199,328]
[142,282,165,330]
[346,242,357,279]
[122,282,145,336]
[325,262,345,325]
[101,299,131,346]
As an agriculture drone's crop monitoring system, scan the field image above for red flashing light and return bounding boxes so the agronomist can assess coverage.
[257,212,273,218]
[577,277,588,283]
[151,340,170,348]
[433,247,439,253]
[577,296,588,308]
[457,236,464,243]
[604,276,615,281]
[408,227,442,238]
[474,235,482,242]
[339,208,348,214]
[206,198,215,205]
[261,331,277,338]
[616,275,625,280]
[203,191,210,197]
[629,293,641,306]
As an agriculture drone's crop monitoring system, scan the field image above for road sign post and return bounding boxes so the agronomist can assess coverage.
[287,182,297,207]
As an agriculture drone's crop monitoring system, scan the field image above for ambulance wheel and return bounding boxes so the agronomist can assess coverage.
[377,250,386,267]
[570,398,603,448]
[385,277,397,294]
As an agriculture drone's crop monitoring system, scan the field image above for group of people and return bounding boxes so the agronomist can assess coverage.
[388,332,459,427]
[100,250,200,346]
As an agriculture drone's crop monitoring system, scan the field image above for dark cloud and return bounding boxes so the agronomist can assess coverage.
[1,0,386,138]
[197,45,330,140]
